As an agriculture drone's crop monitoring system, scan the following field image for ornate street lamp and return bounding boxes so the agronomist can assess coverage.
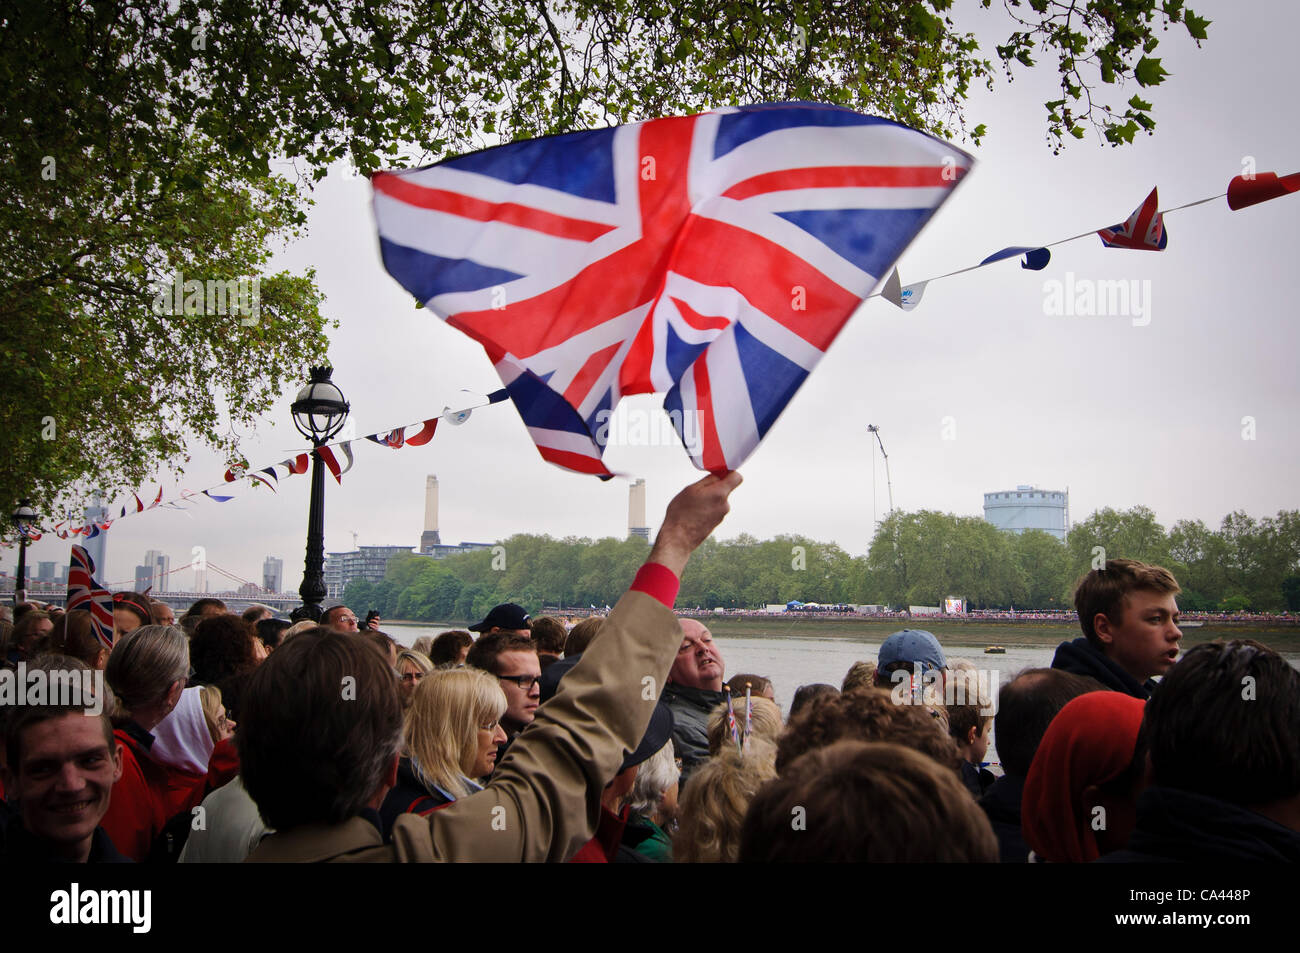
[11,499,37,606]
[290,367,349,622]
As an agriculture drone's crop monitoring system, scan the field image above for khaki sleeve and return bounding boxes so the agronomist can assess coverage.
[392,589,682,862]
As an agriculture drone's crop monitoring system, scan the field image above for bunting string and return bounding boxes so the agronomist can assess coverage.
[872,170,1297,312]
[35,389,510,538]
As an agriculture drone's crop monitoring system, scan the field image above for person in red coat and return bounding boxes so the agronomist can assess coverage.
[101,624,232,861]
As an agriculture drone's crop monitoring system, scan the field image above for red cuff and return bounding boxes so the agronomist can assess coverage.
[630,563,680,608]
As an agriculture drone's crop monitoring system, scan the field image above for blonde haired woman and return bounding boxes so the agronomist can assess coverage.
[378,667,508,836]
[675,739,778,863]
[395,649,434,711]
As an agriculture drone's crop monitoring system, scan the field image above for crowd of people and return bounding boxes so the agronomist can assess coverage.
[1,472,1298,864]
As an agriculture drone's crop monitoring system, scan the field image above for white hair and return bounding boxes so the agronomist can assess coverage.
[626,739,679,816]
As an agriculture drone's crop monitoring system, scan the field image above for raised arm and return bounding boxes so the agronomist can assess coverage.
[398,471,742,862]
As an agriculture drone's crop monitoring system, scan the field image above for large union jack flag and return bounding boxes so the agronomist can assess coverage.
[1097,186,1167,251]
[67,544,115,650]
[372,102,971,474]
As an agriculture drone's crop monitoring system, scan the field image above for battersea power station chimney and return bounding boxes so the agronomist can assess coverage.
[628,478,649,541]
[420,475,442,552]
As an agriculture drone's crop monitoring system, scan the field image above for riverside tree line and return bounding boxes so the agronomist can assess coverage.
[342,506,1300,624]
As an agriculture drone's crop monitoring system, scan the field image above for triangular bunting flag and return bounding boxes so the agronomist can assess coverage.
[1098,187,1167,250]
[880,267,905,309]
[981,246,1051,270]
[406,418,439,446]
[318,443,355,483]
[317,445,342,482]
[250,469,278,492]
[280,453,310,475]
[899,281,928,311]
[1226,170,1300,210]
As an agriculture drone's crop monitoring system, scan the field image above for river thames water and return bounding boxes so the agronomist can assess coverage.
[383,621,1300,770]
[389,623,1067,707]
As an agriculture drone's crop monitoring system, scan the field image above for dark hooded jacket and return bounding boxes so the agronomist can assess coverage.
[1099,786,1300,863]
[1050,637,1156,700]
[980,773,1031,864]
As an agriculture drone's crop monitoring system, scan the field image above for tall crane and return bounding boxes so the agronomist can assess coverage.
[867,424,895,529]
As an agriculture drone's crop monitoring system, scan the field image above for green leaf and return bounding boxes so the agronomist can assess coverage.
[1184,12,1211,40]
[1128,94,1154,111]
[1134,55,1169,87]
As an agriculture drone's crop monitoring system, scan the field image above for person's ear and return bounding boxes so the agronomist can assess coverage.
[1093,612,1116,646]
[111,741,124,784]
[965,725,978,747]
[166,678,185,710]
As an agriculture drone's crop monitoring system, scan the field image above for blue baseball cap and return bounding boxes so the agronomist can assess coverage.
[878,629,946,672]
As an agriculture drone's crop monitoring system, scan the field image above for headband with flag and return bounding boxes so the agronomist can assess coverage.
[67,545,115,650]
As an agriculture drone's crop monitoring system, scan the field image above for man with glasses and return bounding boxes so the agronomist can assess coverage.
[321,605,360,633]
[466,633,541,767]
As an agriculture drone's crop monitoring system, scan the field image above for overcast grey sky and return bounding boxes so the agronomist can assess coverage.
[9,0,1298,596]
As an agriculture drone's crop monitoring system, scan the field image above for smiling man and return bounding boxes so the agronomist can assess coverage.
[662,619,727,784]
[1,706,129,863]
[1051,558,1183,699]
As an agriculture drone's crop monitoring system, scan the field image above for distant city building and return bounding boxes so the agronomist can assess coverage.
[983,485,1069,541]
[263,556,284,593]
[193,567,208,593]
[35,561,57,585]
[324,545,414,600]
[83,494,108,578]
[629,478,650,541]
[423,542,494,560]
[134,565,153,592]
[237,582,263,598]
[419,474,442,552]
[143,549,169,592]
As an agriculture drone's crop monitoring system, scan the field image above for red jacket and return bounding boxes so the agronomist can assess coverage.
[101,725,238,862]
[569,806,629,863]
